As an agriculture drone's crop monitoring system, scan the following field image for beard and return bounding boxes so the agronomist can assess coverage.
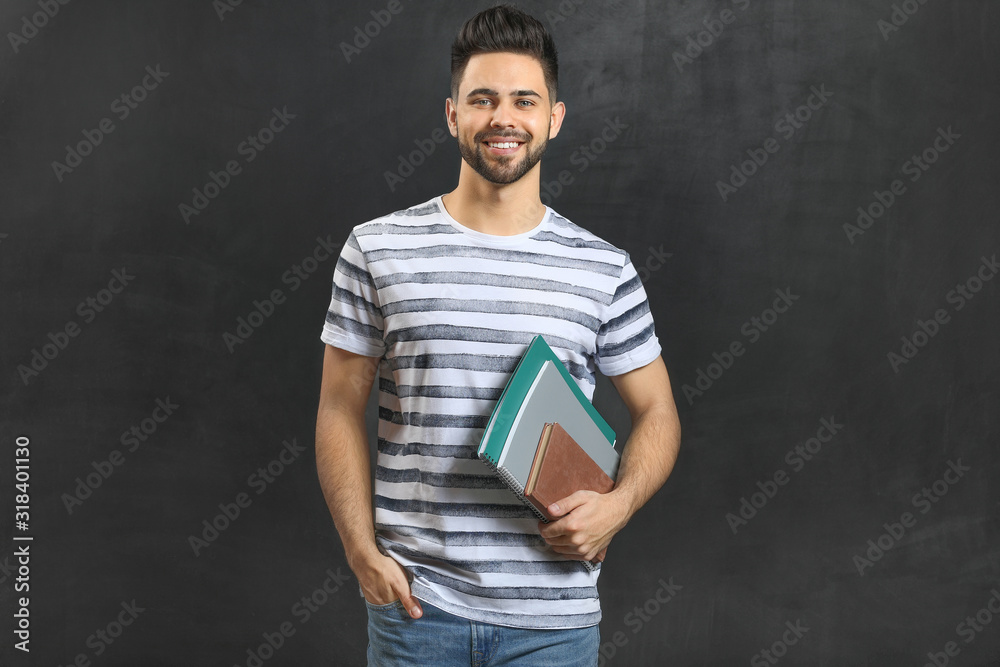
[457,125,550,185]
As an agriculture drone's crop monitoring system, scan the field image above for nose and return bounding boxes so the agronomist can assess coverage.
[490,100,516,129]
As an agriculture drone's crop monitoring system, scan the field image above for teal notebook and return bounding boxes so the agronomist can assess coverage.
[478,335,616,467]
[497,360,619,491]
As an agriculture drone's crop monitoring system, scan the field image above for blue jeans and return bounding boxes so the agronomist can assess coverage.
[365,599,599,666]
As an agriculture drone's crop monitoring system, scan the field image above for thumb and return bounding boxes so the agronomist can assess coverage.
[547,490,591,518]
[396,586,423,619]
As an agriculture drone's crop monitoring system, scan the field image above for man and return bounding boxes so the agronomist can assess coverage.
[315,5,681,665]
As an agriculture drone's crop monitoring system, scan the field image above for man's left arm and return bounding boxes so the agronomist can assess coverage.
[538,355,681,561]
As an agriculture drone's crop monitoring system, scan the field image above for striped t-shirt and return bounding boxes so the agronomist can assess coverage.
[320,194,661,629]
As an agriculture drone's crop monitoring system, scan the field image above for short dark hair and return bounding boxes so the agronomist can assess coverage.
[450,3,559,104]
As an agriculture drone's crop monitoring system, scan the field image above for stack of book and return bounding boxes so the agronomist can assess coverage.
[478,335,620,567]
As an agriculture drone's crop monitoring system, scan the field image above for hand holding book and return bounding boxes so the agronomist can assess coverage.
[526,422,615,563]
[525,422,615,520]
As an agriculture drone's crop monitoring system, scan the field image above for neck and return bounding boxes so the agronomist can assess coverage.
[441,163,547,236]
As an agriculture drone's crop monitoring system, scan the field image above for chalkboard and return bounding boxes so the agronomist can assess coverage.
[1,1,998,665]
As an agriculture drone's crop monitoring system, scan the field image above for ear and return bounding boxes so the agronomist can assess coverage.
[445,98,458,138]
[547,100,566,140]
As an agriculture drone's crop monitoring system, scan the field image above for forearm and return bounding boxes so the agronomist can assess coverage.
[315,404,381,571]
[608,403,681,526]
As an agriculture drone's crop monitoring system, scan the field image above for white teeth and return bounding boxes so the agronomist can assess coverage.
[488,141,519,149]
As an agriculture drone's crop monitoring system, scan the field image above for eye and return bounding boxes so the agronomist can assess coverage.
[517,100,535,107]
[473,98,493,106]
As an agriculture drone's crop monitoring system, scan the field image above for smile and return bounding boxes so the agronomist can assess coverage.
[483,139,524,155]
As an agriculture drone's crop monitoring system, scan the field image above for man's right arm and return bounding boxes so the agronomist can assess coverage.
[314,344,423,619]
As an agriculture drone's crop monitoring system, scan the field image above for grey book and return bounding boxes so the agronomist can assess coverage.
[495,360,620,499]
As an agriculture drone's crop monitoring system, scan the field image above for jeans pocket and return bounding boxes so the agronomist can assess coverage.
[364,598,405,612]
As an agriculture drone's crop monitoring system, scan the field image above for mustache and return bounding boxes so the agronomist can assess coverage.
[476,131,531,142]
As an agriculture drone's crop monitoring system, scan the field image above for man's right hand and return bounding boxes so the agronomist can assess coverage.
[357,552,423,619]
[314,345,423,621]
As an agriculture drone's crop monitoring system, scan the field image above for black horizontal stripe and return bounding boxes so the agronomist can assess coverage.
[377,406,488,429]
[325,311,383,341]
[610,271,642,303]
[392,201,439,217]
[367,244,621,276]
[603,300,653,333]
[389,348,517,373]
[374,495,535,519]
[377,439,480,459]
[375,271,611,304]
[375,465,505,489]
[380,524,547,548]
[387,542,590,576]
[356,221,456,236]
[334,255,376,290]
[532,227,622,256]
[385,337,595,386]
[598,323,656,359]
[388,327,589,360]
[329,284,381,317]
[381,297,600,331]
[389,382,502,401]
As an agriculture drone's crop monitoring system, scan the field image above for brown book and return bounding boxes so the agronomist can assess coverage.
[524,422,615,522]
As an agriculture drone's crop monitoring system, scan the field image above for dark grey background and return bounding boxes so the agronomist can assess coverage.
[2,1,998,665]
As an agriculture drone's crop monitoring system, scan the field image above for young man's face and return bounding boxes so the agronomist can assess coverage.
[447,52,565,186]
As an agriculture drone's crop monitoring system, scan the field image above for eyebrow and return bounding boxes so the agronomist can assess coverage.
[465,88,542,99]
